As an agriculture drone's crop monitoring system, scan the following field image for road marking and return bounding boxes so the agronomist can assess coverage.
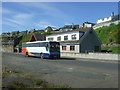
[68,68,73,70]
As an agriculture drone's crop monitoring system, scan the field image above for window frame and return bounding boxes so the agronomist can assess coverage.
[71,34,77,40]
[64,35,68,41]
[57,36,61,41]
[62,46,67,50]
[70,45,75,51]
[48,37,54,41]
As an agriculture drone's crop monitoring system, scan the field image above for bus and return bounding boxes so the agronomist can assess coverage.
[22,41,60,59]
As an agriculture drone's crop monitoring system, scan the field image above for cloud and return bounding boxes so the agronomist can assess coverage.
[35,21,56,29]
[3,12,33,27]
[19,3,70,20]
[2,8,12,14]
[14,13,32,19]
[64,22,72,25]
[3,20,19,28]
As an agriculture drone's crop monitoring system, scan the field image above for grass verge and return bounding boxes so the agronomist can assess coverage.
[2,67,70,89]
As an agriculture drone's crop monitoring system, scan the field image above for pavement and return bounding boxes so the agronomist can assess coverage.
[2,52,119,88]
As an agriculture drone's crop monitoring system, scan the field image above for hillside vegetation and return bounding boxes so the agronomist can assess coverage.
[94,24,120,44]
[94,24,120,53]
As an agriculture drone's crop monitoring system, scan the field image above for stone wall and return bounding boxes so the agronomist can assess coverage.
[2,41,14,52]
[61,52,119,60]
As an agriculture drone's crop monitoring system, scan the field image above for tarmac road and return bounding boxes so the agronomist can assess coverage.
[2,52,119,88]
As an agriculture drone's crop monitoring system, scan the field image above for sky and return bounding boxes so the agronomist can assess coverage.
[2,2,118,33]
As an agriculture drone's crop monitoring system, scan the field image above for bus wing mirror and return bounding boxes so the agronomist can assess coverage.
[45,44,49,51]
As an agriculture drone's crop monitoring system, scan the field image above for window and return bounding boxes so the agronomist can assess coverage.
[64,36,68,40]
[22,42,47,47]
[79,32,84,38]
[62,46,66,50]
[57,36,61,41]
[70,46,75,51]
[48,38,53,41]
[71,34,76,40]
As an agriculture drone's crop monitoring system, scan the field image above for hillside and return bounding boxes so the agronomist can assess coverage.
[94,24,120,44]
[18,33,32,47]
[94,24,120,53]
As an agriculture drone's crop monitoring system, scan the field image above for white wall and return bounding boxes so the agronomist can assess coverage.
[60,45,80,53]
[97,16,112,24]
[61,52,119,60]
[46,31,80,41]
[84,23,92,27]
[93,20,120,29]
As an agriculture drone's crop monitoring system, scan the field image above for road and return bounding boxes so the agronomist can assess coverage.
[2,52,119,88]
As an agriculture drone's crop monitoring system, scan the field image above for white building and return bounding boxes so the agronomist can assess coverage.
[59,22,95,32]
[93,12,119,29]
[82,22,95,28]
[96,12,117,24]
[46,27,101,53]
[45,26,58,32]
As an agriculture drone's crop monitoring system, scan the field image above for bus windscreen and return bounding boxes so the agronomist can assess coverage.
[50,42,60,51]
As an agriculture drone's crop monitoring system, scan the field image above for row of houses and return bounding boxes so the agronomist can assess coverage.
[29,27,101,53]
[1,21,95,36]
[1,12,119,53]
[2,12,119,36]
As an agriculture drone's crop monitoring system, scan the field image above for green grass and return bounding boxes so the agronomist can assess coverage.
[3,67,70,89]
[101,46,120,53]
[18,33,32,46]
[32,79,69,88]
[8,82,27,89]
[7,79,70,89]
[17,31,53,47]
[2,71,9,78]
[94,24,120,44]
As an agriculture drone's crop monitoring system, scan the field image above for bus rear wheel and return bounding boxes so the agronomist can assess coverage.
[26,52,29,57]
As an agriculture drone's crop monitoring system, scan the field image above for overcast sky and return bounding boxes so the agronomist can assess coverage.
[2,2,118,33]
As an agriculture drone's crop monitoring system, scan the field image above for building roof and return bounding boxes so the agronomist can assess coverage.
[83,22,95,25]
[30,33,46,42]
[60,24,79,31]
[45,26,57,31]
[47,27,92,36]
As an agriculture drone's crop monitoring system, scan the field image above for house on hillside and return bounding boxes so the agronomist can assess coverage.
[20,30,28,35]
[45,26,58,32]
[96,12,119,24]
[46,27,101,53]
[11,31,20,35]
[60,24,79,31]
[93,12,120,29]
[82,22,95,28]
[30,33,46,42]
[60,22,95,32]
[2,32,11,36]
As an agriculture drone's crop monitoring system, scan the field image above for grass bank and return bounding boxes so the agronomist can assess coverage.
[101,46,120,53]
[2,67,70,89]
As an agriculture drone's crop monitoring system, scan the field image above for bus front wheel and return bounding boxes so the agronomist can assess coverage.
[40,53,44,59]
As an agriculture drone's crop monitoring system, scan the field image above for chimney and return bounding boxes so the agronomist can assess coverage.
[111,12,114,16]
[72,23,74,29]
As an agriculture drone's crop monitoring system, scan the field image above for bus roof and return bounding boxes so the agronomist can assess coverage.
[26,41,59,44]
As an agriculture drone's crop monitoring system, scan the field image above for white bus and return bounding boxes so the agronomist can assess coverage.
[22,41,60,59]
